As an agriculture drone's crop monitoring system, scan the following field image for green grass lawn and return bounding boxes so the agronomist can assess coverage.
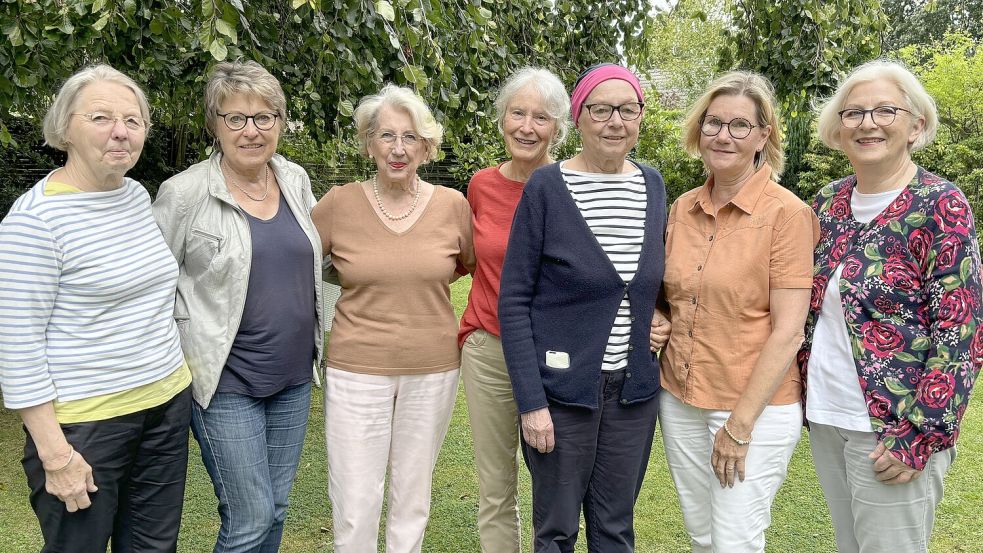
[2,276,982,551]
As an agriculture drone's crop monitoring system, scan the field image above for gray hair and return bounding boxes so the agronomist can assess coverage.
[494,67,571,148]
[42,64,151,151]
[204,60,287,150]
[353,84,443,162]
[816,59,938,152]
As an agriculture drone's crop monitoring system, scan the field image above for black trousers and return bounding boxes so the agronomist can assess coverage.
[23,386,192,553]
[522,370,659,553]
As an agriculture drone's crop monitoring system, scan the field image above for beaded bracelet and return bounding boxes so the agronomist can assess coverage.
[723,421,752,446]
[45,448,75,473]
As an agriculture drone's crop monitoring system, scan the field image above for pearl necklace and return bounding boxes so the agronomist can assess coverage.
[373,174,421,221]
[225,161,270,202]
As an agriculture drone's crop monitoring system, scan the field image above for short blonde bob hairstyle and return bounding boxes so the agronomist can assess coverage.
[42,64,151,151]
[353,84,443,162]
[204,60,287,151]
[816,59,938,152]
[494,67,571,149]
[682,71,785,180]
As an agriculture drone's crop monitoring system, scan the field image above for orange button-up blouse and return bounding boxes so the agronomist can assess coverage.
[660,164,818,410]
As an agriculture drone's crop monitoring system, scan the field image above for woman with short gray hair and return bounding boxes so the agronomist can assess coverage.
[0,64,191,552]
[153,59,323,552]
[801,59,981,553]
[457,66,569,553]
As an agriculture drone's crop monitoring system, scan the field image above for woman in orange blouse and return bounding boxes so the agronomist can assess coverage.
[657,71,818,552]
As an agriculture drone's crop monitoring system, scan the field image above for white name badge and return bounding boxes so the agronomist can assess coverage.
[545,350,570,369]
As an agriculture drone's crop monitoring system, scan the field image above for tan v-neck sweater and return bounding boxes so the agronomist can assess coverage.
[312,181,475,374]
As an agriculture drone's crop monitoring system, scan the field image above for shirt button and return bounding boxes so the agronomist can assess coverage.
[684,363,689,369]
[697,265,703,271]
[688,330,693,337]
[708,235,714,242]
[691,297,697,304]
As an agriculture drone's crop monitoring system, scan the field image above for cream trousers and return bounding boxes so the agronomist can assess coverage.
[325,367,459,553]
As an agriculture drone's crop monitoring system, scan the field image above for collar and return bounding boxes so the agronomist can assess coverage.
[206,151,289,206]
[690,163,773,216]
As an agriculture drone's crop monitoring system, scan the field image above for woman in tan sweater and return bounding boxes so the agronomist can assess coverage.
[311,84,475,553]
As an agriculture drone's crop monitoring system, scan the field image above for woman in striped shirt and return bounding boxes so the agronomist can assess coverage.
[0,65,191,552]
[499,63,669,552]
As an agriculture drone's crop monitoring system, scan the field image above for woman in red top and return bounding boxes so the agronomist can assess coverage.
[458,67,569,553]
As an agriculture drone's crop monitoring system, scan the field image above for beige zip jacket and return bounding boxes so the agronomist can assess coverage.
[152,152,324,409]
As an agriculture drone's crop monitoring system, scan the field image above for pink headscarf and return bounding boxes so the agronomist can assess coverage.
[570,64,644,127]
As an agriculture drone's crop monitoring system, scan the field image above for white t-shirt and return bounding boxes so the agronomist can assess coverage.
[806,186,905,431]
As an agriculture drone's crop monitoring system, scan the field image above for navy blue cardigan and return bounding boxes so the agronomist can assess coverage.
[499,162,667,414]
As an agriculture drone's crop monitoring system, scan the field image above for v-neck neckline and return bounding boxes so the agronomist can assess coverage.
[557,163,649,284]
[358,181,437,236]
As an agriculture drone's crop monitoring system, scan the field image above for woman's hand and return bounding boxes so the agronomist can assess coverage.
[869,442,922,485]
[711,421,750,488]
[43,450,98,512]
[520,407,555,454]
[650,309,671,352]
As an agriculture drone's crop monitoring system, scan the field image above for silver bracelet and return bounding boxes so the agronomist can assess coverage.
[46,448,75,473]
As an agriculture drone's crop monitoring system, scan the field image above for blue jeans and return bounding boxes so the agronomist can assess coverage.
[191,382,312,553]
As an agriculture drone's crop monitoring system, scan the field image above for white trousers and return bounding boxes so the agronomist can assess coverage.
[659,391,801,553]
[325,367,460,553]
[808,421,953,553]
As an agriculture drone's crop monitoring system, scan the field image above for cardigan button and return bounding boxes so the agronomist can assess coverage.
[621,399,629,405]
[626,372,632,378]
[627,345,634,351]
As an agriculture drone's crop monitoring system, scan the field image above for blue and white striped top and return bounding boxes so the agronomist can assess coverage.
[562,166,647,372]
[0,175,185,409]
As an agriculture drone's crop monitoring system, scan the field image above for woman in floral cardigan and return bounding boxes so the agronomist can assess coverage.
[799,59,982,553]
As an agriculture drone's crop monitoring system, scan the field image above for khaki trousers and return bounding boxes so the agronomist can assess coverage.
[461,330,522,553]
[809,421,953,553]
[325,367,459,553]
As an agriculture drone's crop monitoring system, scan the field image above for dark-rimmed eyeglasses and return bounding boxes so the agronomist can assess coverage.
[217,112,279,131]
[72,112,149,132]
[583,102,644,122]
[838,106,912,128]
[700,115,758,139]
[373,131,420,147]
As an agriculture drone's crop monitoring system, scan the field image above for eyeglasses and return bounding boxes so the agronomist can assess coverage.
[838,106,912,128]
[374,131,420,147]
[508,109,553,127]
[700,116,758,139]
[72,112,148,132]
[217,112,279,131]
[582,102,644,122]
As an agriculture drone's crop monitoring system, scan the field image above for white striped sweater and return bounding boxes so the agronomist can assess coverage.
[0,175,185,409]
[562,167,647,372]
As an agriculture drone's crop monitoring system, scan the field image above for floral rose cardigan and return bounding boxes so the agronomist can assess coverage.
[798,168,983,470]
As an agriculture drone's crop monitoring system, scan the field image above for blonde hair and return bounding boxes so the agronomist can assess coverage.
[816,59,938,152]
[204,60,287,151]
[353,84,443,162]
[494,67,571,148]
[42,64,151,151]
[682,71,785,180]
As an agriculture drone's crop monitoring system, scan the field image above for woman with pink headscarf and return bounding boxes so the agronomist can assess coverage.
[499,63,670,552]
